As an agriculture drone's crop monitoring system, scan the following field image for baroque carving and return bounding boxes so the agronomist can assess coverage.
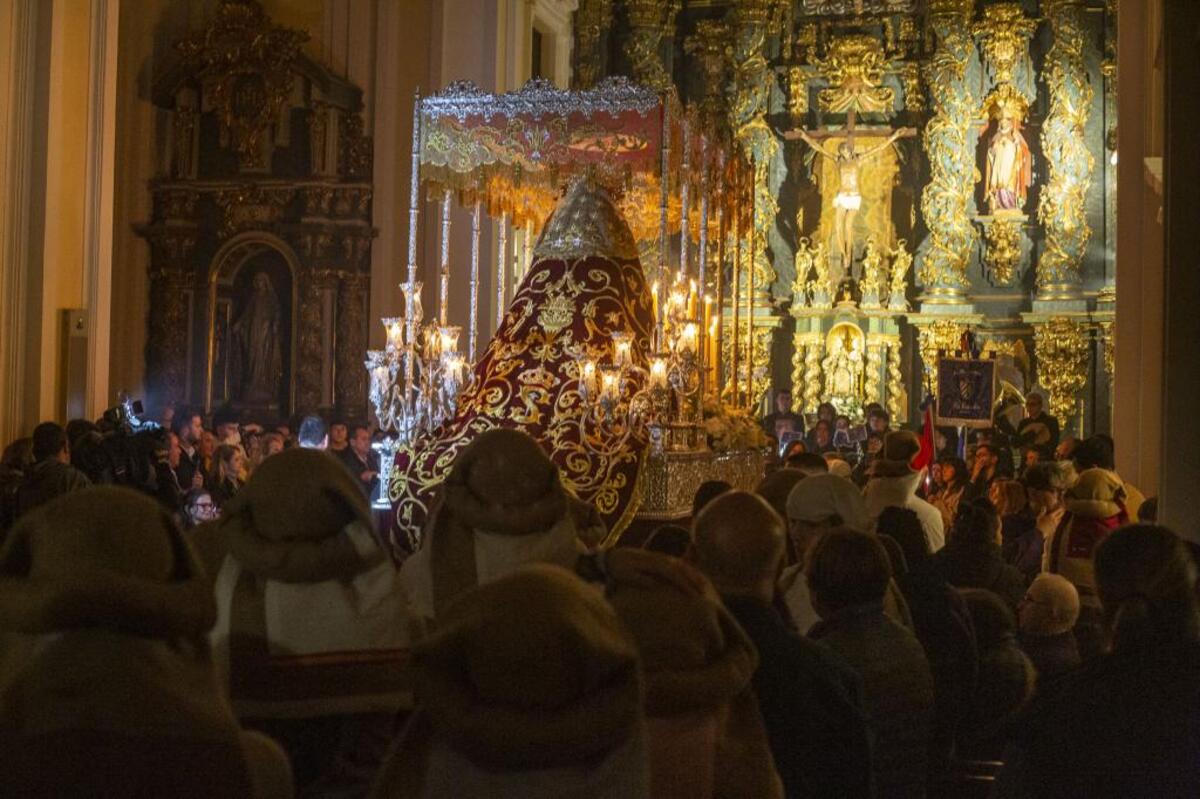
[573,0,613,90]
[973,3,1037,88]
[215,185,295,238]
[1038,0,1095,293]
[982,217,1022,286]
[815,35,895,114]
[685,20,732,126]
[1033,316,1090,424]
[917,319,966,390]
[336,273,369,413]
[176,0,307,170]
[916,0,979,294]
[624,0,681,93]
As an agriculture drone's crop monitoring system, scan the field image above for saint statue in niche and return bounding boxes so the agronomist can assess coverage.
[231,271,283,405]
[985,113,1033,215]
[823,326,864,402]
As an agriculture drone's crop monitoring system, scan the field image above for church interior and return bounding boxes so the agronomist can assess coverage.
[2,0,1200,795]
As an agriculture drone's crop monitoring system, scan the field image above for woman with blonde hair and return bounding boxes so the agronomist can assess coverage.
[209,444,244,509]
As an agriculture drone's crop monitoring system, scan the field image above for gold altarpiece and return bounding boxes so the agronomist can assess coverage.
[574,0,1117,435]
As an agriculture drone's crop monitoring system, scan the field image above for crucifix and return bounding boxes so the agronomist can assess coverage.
[782,110,917,282]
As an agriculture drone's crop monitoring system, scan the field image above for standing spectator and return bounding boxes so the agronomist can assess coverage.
[692,491,873,798]
[198,429,217,486]
[929,455,969,533]
[261,432,285,459]
[172,411,205,490]
[297,415,328,450]
[807,528,936,799]
[957,589,1035,758]
[1071,434,1145,521]
[967,443,1001,500]
[863,430,946,552]
[762,389,805,441]
[692,479,733,517]
[208,444,244,509]
[878,505,978,772]
[808,419,835,454]
[328,419,350,454]
[991,478,1041,581]
[158,402,176,431]
[14,422,91,520]
[1000,525,1200,797]
[1016,391,1060,451]
[180,487,218,531]
[934,498,1026,612]
[213,406,241,447]
[0,438,33,536]
[153,431,185,512]
[1024,460,1070,565]
[339,424,380,500]
[1017,573,1081,684]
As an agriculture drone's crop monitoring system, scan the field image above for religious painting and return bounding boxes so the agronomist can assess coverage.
[936,357,997,428]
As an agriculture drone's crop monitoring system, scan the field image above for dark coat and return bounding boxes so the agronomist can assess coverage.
[935,543,1026,612]
[15,459,91,520]
[895,563,979,767]
[1018,630,1081,685]
[999,638,1200,798]
[1001,511,1043,583]
[724,595,873,799]
[338,447,381,500]
[810,602,935,799]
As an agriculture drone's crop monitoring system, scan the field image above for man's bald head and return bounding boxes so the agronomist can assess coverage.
[691,490,786,600]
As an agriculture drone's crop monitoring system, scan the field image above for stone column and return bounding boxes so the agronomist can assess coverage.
[335,271,369,417]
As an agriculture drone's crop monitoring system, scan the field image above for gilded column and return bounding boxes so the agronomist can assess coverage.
[917,319,965,395]
[625,0,681,93]
[790,332,806,413]
[1033,317,1090,427]
[729,0,778,303]
[885,337,905,424]
[1037,0,1094,300]
[802,333,824,414]
[685,20,731,127]
[864,338,884,408]
[916,0,979,301]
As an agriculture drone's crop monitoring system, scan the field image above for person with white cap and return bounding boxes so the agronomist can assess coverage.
[863,430,945,552]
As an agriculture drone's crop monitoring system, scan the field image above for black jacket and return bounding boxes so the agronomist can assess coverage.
[934,543,1026,612]
[724,595,873,798]
[15,459,91,519]
[810,602,935,799]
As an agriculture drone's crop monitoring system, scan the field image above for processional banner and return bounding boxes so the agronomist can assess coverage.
[935,356,997,428]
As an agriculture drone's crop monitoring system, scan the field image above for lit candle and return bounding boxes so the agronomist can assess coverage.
[690,279,698,318]
[611,331,633,368]
[444,354,466,388]
[649,356,668,390]
[600,367,621,404]
[439,326,461,357]
[578,357,597,398]
[651,281,659,321]
[680,322,698,356]
[383,318,404,354]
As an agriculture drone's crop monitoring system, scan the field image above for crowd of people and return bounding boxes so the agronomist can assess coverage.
[0,405,383,538]
[2,393,1199,798]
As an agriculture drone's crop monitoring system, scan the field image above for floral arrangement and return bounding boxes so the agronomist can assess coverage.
[701,396,770,452]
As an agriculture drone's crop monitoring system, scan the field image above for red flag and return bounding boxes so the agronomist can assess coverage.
[912,401,935,472]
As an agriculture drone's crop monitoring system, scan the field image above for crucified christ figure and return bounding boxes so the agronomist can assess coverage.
[786,126,915,275]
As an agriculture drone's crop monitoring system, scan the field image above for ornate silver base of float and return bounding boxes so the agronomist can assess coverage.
[634,447,766,522]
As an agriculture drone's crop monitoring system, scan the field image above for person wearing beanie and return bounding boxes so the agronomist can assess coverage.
[863,429,945,552]
[370,564,649,798]
[692,492,872,798]
[781,473,913,634]
[957,589,1035,759]
[203,447,421,795]
[597,547,783,799]
[397,428,602,620]
[807,528,935,799]
[0,486,291,798]
[1018,573,1082,683]
[1000,525,1200,797]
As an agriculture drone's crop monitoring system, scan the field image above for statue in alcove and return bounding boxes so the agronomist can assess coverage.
[230,271,283,405]
[985,112,1033,216]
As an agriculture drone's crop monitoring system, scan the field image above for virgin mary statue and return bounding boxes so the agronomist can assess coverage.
[231,271,283,405]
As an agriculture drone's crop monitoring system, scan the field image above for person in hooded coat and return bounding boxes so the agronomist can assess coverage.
[0,486,291,798]
[201,448,421,796]
[370,564,649,799]
[863,430,945,552]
